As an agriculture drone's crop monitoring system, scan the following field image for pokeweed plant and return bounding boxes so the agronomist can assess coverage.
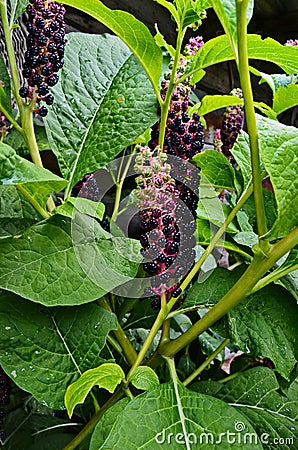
[0,0,297,448]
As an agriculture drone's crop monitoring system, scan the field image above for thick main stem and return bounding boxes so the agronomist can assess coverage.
[236,0,269,250]
[160,226,298,357]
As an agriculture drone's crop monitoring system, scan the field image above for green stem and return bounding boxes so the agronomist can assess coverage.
[98,298,137,366]
[21,107,56,212]
[0,1,22,107]
[218,367,249,384]
[160,225,298,358]
[0,101,23,133]
[236,0,269,251]
[251,263,298,294]
[179,183,254,295]
[111,149,135,222]
[157,1,189,148]
[126,294,172,382]
[183,338,230,386]
[16,185,50,219]
[62,388,124,450]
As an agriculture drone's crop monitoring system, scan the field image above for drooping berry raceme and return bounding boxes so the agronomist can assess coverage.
[143,37,205,307]
[19,0,66,116]
[219,87,244,166]
[135,145,195,306]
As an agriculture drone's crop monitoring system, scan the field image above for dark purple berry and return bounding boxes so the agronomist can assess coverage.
[38,84,49,96]
[35,17,45,29]
[45,94,54,105]
[19,86,28,98]
[172,287,182,298]
[38,106,48,117]
[47,42,57,53]
[47,74,59,86]
[32,74,43,86]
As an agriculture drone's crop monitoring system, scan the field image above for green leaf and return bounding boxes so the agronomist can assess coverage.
[99,382,262,449]
[197,94,244,116]
[208,0,254,58]
[153,0,179,24]
[0,143,67,211]
[0,215,141,306]
[183,267,244,308]
[45,33,158,188]
[130,366,160,391]
[154,26,175,58]
[0,185,42,237]
[216,367,297,448]
[65,363,125,417]
[273,84,298,115]
[228,285,297,380]
[191,34,298,75]
[231,131,252,186]
[90,398,130,450]
[250,66,298,93]
[4,121,50,156]
[178,0,210,30]
[9,0,30,25]
[256,116,298,240]
[61,1,162,93]
[198,186,239,233]
[193,149,236,190]
[196,218,251,259]
[0,292,117,409]
[55,197,105,220]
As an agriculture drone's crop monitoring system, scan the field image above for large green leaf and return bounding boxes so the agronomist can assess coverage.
[256,116,298,240]
[0,143,68,210]
[0,292,117,409]
[98,382,262,449]
[216,367,297,449]
[90,398,130,450]
[228,285,297,380]
[9,0,30,24]
[0,215,141,306]
[193,149,236,190]
[45,33,158,189]
[208,0,254,58]
[65,363,125,417]
[0,185,41,237]
[183,267,245,309]
[273,84,298,115]
[61,1,162,94]
[191,34,298,75]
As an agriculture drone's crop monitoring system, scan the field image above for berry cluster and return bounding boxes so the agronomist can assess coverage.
[0,366,11,441]
[19,0,66,117]
[72,173,110,232]
[219,88,244,166]
[140,37,206,307]
[151,83,204,161]
[135,146,196,308]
